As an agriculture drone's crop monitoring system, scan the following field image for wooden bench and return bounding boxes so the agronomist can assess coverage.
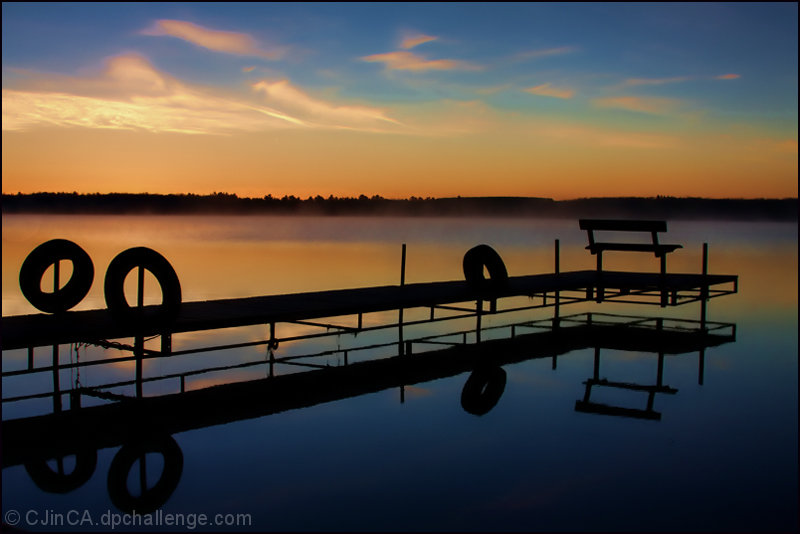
[579,219,682,304]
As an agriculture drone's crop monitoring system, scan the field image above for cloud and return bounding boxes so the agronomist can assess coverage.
[242,66,256,73]
[593,96,683,115]
[715,73,741,80]
[400,34,437,49]
[252,80,399,129]
[512,46,577,61]
[623,76,691,86]
[141,19,286,59]
[361,50,480,72]
[2,54,400,134]
[523,83,575,99]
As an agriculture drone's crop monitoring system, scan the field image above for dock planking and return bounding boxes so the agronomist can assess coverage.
[1,269,737,351]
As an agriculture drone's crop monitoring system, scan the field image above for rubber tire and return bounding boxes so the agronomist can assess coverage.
[24,449,97,494]
[107,434,184,515]
[461,366,507,416]
[104,247,181,325]
[463,244,508,293]
[19,239,94,313]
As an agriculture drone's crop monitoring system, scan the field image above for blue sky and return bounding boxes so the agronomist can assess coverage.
[2,3,797,198]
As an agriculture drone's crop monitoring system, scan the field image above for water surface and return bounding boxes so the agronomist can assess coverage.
[2,215,797,531]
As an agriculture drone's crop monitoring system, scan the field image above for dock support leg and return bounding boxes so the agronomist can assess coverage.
[475,300,483,344]
[52,344,62,413]
[554,239,560,329]
[135,335,144,398]
[698,349,705,386]
[700,243,709,331]
[660,255,668,307]
[399,243,406,356]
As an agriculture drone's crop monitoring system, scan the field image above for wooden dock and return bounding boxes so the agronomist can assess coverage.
[1,270,736,351]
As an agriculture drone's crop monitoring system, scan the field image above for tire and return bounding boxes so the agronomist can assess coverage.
[24,449,97,493]
[460,366,507,416]
[107,434,183,514]
[19,239,94,313]
[104,247,181,326]
[462,244,508,293]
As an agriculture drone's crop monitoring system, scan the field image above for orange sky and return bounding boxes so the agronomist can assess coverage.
[2,4,797,199]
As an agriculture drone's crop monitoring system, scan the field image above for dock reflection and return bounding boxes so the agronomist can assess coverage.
[2,312,735,514]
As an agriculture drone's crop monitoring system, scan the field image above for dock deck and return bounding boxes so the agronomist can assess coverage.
[1,269,737,350]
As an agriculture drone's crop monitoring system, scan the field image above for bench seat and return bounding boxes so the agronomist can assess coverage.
[586,243,682,256]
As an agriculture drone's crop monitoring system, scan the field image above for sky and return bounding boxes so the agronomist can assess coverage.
[2,2,797,199]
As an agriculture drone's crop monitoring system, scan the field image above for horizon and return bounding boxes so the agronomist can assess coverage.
[2,191,798,202]
[2,3,797,199]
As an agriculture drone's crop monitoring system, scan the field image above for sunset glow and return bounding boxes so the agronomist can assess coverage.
[2,3,797,199]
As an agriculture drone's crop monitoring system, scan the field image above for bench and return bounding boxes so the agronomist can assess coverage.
[579,219,682,304]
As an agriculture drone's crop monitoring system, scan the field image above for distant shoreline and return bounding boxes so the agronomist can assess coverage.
[1,193,797,221]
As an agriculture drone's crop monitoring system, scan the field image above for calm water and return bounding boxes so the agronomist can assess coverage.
[2,215,797,532]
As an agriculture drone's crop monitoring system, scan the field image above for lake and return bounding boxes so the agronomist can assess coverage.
[1,215,797,532]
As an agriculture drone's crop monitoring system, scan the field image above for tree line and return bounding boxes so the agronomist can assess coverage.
[1,192,796,221]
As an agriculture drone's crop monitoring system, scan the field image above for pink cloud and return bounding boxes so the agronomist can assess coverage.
[715,73,741,80]
[142,20,285,59]
[523,83,575,99]
[593,96,682,115]
[400,34,437,49]
[361,51,480,72]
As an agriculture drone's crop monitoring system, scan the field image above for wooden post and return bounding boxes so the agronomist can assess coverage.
[135,335,144,398]
[554,239,561,328]
[698,349,705,386]
[700,243,708,331]
[399,244,406,356]
[475,299,483,343]
[52,344,62,412]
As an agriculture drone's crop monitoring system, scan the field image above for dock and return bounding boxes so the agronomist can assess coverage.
[1,269,737,351]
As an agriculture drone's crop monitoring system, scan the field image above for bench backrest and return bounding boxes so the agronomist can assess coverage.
[578,219,667,232]
[579,219,668,248]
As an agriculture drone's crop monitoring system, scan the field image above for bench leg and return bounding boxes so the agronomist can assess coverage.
[660,255,667,307]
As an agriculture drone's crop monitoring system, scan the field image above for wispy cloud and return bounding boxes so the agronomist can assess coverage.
[400,34,437,49]
[523,83,575,99]
[252,80,400,129]
[512,46,577,61]
[593,96,683,115]
[622,73,742,86]
[2,54,400,134]
[361,50,481,72]
[141,19,286,59]
[623,76,691,86]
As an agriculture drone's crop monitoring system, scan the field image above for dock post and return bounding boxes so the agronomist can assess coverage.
[28,347,34,370]
[475,299,483,343]
[554,239,561,329]
[698,349,705,385]
[700,243,708,331]
[135,335,144,398]
[52,344,62,412]
[399,243,406,356]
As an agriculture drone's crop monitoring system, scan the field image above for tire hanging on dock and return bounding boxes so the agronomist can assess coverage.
[462,244,509,294]
[19,239,94,313]
[104,247,181,327]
